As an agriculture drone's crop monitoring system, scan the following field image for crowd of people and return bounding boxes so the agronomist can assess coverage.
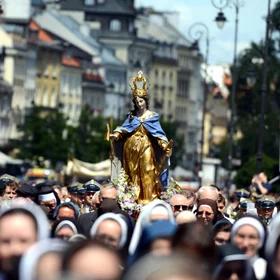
[0,171,280,280]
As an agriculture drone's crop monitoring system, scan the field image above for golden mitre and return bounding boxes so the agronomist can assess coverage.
[130,70,148,98]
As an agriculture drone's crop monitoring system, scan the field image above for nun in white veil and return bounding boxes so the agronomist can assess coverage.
[128,199,175,256]
[19,239,67,280]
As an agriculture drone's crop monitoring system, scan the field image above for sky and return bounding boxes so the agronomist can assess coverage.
[136,0,278,65]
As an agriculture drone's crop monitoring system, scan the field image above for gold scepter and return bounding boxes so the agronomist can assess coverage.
[105,121,115,160]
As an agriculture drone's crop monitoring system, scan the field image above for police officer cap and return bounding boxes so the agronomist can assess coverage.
[239,200,248,209]
[84,179,101,193]
[258,196,275,209]
[235,189,250,199]
[68,182,81,194]
[77,184,87,196]
[35,180,57,195]
[17,181,38,196]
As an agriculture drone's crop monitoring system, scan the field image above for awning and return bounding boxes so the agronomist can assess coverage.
[0,151,23,167]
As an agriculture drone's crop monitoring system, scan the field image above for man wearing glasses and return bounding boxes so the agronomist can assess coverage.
[169,193,195,217]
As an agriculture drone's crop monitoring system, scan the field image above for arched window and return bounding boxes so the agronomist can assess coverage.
[110,19,121,32]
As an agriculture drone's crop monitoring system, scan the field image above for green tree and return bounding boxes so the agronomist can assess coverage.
[72,105,110,163]
[17,105,70,166]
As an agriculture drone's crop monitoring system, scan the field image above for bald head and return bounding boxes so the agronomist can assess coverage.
[100,185,117,200]
[197,186,219,202]
[176,211,197,225]
[170,194,188,206]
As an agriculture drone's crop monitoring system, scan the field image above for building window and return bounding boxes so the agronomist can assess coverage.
[90,21,101,30]
[154,69,158,78]
[84,0,95,5]
[129,22,134,32]
[110,19,122,32]
[188,131,195,145]
[169,72,173,82]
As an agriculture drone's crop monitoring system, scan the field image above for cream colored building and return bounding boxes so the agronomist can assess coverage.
[149,54,178,122]
[0,25,36,140]
[35,45,61,108]
[60,56,82,126]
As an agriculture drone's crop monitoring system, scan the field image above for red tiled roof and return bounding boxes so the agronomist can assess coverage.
[62,55,81,68]
[29,20,40,31]
[29,19,54,43]
[38,30,54,43]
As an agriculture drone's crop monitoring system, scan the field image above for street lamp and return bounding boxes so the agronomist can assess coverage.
[188,22,210,184]
[211,0,244,187]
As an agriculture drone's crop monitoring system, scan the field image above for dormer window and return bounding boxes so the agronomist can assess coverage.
[84,0,95,5]
[110,19,121,32]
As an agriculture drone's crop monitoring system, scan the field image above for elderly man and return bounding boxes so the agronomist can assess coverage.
[197,185,219,202]
[78,183,129,236]
[169,193,194,216]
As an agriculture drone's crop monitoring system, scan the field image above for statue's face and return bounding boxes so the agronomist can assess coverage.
[135,96,146,111]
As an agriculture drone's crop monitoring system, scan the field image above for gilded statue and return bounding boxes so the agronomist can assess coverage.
[110,71,172,204]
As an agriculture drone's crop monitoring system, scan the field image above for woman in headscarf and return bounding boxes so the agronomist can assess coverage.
[196,198,220,225]
[213,243,256,280]
[19,239,66,280]
[212,218,233,246]
[129,220,176,265]
[62,239,123,280]
[53,202,79,221]
[51,218,80,241]
[90,212,128,251]
[0,200,49,279]
[128,199,174,256]
[231,215,267,279]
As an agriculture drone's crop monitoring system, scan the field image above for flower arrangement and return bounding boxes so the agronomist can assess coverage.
[113,168,142,215]
[114,169,182,214]
[160,177,183,202]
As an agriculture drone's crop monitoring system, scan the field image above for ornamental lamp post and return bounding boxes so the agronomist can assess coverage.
[188,22,210,185]
[211,0,244,188]
[215,11,227,29]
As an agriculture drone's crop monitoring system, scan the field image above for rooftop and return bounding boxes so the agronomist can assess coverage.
[34,10,124,66]
[34,10,100,57]
[136,12,190,47]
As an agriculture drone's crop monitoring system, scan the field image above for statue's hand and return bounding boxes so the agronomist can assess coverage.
[160,140,173,157]
[165,146,172,158]
[110,133,120,141]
